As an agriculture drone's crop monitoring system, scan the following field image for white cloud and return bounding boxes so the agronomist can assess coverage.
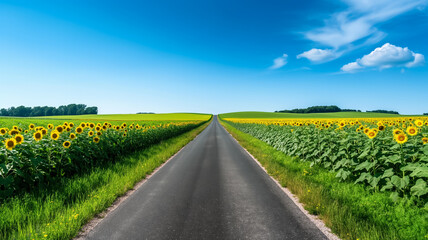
[341,43,425,72]
[341,61,363,72]
[270,54,288,69]
[406,53,425,67]
[297,48,340,63]
[300,0,427,63]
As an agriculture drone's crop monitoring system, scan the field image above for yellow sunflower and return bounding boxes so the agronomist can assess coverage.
[367,130,377,139]
[406,126,418,136]
[393,129,403,135]
[47,124,54,129]
[88,131,94,136]
[93,137,100,143]
[422,137,428,145]
[29,124,35,130]
[75,127,83,134]
[9,129,20,135]
[70,133,76,140]
[56,126,64,133]
[63,141,71,148]
[415,119,424,127]
[396,133,408,144]
[5,138,17,150]
[15,134,24,144]
[69,122,75,128]
[0,128,7,135]
[34,131,43,141]
[51,131,60,140]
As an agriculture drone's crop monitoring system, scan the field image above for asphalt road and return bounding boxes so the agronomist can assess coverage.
[85,116,328,240]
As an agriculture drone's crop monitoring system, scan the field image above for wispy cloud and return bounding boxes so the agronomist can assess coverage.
[341,43,425,72]
[299,0,427,63]
[270,54,288,69]
[296,48,342,63]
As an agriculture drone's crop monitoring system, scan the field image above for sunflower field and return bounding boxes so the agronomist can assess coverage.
[223,117,428,205]
[0,119,205,200]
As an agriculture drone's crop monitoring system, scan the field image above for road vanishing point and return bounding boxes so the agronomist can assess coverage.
[85,116,328,240]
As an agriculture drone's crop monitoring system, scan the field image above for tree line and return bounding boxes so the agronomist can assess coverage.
[275,105,401,114]
[275,105,361,114]
[0,104,98,117]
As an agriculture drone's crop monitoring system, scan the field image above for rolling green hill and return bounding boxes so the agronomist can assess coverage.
[220,111,418,119]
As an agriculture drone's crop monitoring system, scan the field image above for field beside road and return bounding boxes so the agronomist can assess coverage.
[0,113,211,240]
[220,112,428,240]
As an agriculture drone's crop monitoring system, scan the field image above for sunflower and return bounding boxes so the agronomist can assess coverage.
[102,125,107,130]
[15,134,24,144]
[66,127,71,132]
[51,131,60,140]
[88,131,94,136]
[9,129,20,135]
[89,123,95,128]
[56,126,64,133]
[5,138,17,150]
[41,128,48,135]
[0,128,7,135]
[93,137,100,143]
[415,120,424,127]
[364,128,370,134]
[63,141,71,148]
[396,133,408,144]
[80,123,86,128]
[69,122,75,128]
[95,126,101,131]
[29,124,35,130]
[378,125,385,131]
[406,126,418,136]
[33,131,43,141]
[75,127,83,134]
[367,130,377,139]
[422,137,428,145]
[47,124,54,129]
[393,129,402,135]
[96,131,102,136]
[70,133,76,140]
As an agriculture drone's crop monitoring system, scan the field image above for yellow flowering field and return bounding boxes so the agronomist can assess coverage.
[0,119,205,200]
[224,117,428,204]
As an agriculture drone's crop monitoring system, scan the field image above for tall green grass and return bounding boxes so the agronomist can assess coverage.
[220,119,428,240]
[0,120,211,240]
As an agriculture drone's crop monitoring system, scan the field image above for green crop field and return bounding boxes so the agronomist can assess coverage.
[35,113,212,121]
[0,113,212,239]
[220,111,419,119]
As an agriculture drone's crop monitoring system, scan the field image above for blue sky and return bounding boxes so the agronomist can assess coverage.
[0,0,427,114]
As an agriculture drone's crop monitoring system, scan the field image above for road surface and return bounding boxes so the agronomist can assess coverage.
[85,116,328,240]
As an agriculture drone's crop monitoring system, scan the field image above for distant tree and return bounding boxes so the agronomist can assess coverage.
[0,104,98,117]
[275,105,360,114]
[423,113,428,115]
[366,110,399,115]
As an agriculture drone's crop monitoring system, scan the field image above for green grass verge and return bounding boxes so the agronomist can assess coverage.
[220,119,428,240]
[32,113,212,121]
[0,120,211,240]
[220,111,420,119]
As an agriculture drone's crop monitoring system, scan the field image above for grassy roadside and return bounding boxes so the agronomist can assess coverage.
[220,119,428,240]
[0,119,211,240]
